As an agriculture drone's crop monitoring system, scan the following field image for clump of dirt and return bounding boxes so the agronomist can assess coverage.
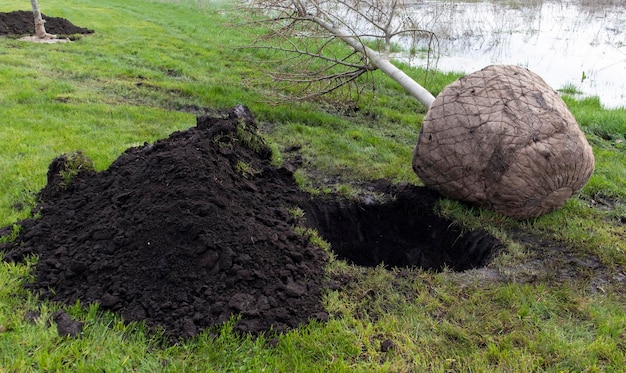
[2,106,329,340]
[1,105,504,341]
[0,10,93,37]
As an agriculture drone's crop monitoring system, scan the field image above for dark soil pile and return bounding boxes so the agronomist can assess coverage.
[1,104,504,341]
[0,10,93,37]
[2,106,329,340]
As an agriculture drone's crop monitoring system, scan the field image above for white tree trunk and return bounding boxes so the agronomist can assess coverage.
[30,0,55,39]
[306,12,436,108]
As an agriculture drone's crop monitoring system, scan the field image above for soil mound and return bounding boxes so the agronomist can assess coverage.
[0,10,93,37]
[1,105,504,341]
[2,106,329,340]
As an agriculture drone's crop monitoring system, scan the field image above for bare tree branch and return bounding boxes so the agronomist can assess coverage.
[236,0,439,106]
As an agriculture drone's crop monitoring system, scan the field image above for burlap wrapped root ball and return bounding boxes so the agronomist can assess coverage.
[413,65,594,219]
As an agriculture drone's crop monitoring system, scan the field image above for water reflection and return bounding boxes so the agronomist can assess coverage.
[403,0,626,109]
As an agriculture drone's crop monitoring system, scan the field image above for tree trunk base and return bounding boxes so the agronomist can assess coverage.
[19,35,69,44]
[34,17,57,39]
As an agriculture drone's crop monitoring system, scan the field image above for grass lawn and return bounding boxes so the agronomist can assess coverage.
[1,0,625,371]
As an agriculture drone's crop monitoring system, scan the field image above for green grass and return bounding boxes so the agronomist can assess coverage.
[557,82,583,95]
[1,0,625,371]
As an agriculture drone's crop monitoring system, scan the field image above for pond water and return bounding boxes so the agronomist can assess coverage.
[402,0,626,109]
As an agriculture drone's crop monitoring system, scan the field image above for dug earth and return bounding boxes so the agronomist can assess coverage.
[0,10,93,37]
[1,105,502,341]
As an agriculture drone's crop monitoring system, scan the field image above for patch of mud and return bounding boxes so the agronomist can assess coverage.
[582,194,626,225]
[450,230,626,299]
[507,231,626,294]
[0,10,93,38]
[1,106,504,341]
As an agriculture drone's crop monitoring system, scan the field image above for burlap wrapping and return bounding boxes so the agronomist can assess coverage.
[413,65,594,219]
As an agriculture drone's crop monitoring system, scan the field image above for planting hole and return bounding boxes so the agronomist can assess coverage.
[303,184,502,271]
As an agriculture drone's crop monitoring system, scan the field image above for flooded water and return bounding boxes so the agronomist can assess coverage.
[402,0,626,109]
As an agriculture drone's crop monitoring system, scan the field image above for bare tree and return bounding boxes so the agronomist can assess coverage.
[240,0,439,105]
[30,0,56,39]
[242,0,595,219]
